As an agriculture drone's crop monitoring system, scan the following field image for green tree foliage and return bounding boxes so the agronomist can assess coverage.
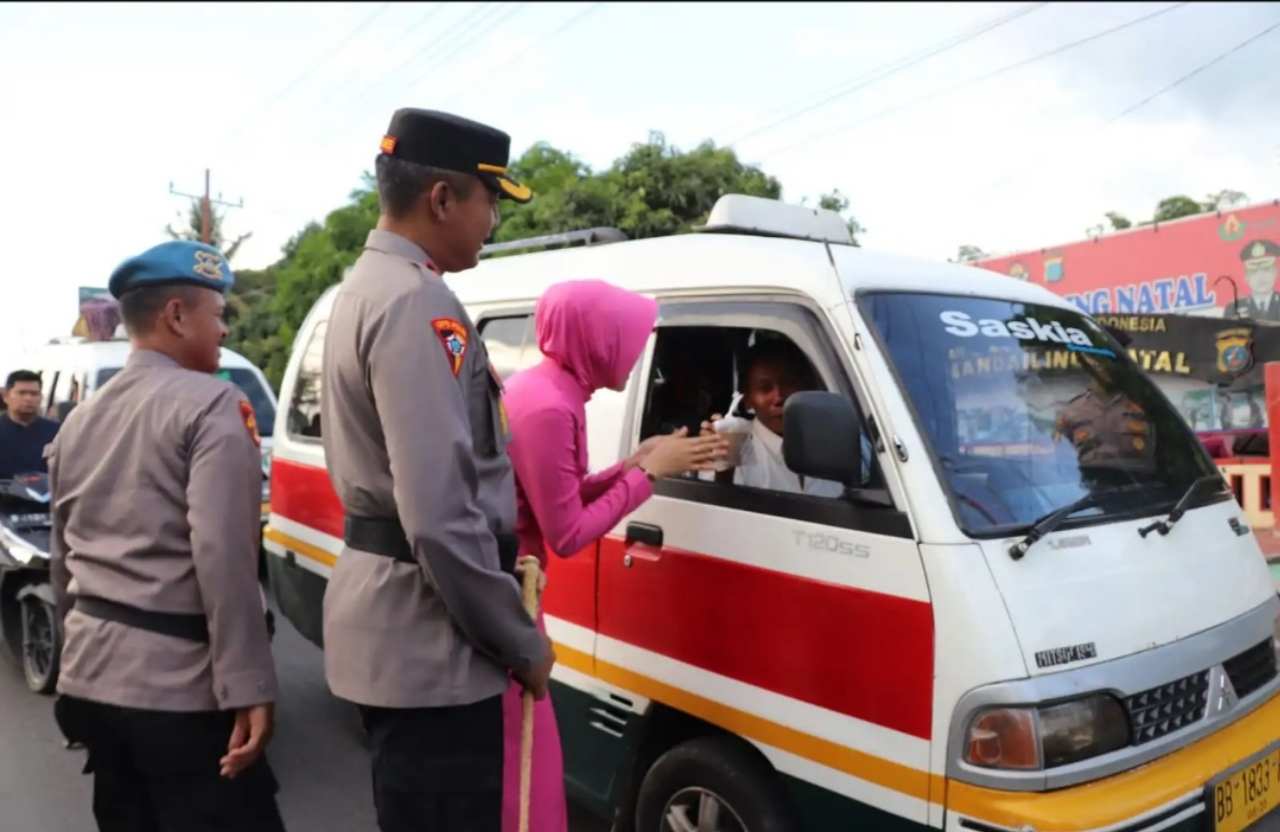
[222,135,854,391]
[1105,211,1132,231]
[1152,195,1205,224]
[815,189,864,246]
[952,244,988,263]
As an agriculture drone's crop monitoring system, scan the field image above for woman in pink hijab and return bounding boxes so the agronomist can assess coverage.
[501,279,725,831]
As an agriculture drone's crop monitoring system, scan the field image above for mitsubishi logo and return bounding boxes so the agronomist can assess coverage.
[1208,665,1239,717]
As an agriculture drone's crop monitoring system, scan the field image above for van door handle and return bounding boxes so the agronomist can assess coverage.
[625,522,663,548]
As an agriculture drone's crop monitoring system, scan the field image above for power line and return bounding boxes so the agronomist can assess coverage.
[219,3,394,151]
[404,2,519,89]
[726,2,1048,148]
[1108,18,1280,122]
[983,16,1280,196]
[324,3,453,105]
[757,2,1190,162]
[469,2,605,96]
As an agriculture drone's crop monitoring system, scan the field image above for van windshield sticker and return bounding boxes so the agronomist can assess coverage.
[940,311,1115,358]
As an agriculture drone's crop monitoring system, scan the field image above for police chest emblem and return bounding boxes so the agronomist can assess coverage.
[193,250,225,280]
[432,318,469,377]
[1215,327,1253,377]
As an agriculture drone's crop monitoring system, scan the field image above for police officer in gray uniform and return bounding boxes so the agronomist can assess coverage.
[321,108,553,832]
[46,240,284,831]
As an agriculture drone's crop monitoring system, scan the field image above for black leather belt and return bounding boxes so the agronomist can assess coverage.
[345,515,518,573]
[74,596,210,644]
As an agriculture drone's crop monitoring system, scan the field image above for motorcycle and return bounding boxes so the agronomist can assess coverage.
[0,472,59,694]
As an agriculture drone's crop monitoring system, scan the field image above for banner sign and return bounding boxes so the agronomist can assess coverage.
[975,202,1280,318]
[73,287,121,342]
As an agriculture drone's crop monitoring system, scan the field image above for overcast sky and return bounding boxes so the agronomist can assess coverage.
[2,1,1278,367]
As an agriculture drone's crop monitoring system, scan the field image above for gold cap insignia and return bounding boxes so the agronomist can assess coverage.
[193,251,225,280]
[1253,242,1266,258]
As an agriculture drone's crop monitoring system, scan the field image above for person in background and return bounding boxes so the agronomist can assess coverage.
[502,279,727,831]
[0,370,60,479]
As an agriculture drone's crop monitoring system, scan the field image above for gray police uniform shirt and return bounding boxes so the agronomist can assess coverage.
[320,229,546,709]
[47,349,277,712]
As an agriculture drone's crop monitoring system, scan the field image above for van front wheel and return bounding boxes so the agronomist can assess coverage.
[634,736,795,832]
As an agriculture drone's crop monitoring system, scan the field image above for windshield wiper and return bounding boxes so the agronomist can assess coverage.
[1136,474,1225,539]
[1007,493,1103,561]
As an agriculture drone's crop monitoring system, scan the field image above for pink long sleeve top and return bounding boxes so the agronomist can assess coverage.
[503,279,659,563]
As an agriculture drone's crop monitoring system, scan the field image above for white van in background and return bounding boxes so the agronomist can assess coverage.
[25,338,277,510]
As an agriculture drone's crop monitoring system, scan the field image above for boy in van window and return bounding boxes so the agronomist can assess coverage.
[706,340,846,497]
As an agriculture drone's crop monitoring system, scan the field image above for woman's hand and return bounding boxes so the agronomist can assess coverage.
[640,432,729,479]
[698,414,724,437]
[626,427,687,470]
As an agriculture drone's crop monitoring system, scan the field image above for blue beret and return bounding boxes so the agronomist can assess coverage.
[108,240,235,299]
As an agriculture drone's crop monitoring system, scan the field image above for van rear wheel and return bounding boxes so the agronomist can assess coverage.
[634,736,795,832]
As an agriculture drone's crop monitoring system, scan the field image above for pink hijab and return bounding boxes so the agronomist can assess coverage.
[534,279,658,393]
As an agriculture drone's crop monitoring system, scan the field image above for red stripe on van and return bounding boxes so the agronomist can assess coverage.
[270,458,345,540]
[270,457,933,739]
[596,537,934,740]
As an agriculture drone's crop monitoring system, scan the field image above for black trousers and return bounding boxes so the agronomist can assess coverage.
[53,695,286,832]
[358,695,503,832]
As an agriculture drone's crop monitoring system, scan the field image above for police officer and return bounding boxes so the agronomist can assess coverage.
[46,241,285,832]
[1055,354,1156,476]
[321,108,553,832]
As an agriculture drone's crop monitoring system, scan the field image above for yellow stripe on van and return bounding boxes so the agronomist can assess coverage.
[948,691,1280,830]
[263,527,337,567]
[551,640,942,803]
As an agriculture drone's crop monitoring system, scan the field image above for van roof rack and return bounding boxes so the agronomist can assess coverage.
[480,227,627,259]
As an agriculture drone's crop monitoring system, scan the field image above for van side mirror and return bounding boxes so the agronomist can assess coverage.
[783,391,862,487]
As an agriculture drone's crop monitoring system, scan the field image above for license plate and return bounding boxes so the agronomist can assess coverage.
[1210,747,1280,832]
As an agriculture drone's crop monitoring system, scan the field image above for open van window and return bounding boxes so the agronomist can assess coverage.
[641,324,879,493]
[96,365,277,437]
[860,291,1226,536]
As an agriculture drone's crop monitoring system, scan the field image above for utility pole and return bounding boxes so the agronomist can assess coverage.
[168,169,244,246]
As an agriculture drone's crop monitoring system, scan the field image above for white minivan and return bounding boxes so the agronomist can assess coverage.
[26,338,277,510]
[265,195,1280,832]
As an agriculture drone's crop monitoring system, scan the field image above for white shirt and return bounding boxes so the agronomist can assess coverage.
[732,418,844,498]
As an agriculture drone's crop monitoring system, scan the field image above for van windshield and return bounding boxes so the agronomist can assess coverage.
[860,292,1222,536]
[96,366,276,438]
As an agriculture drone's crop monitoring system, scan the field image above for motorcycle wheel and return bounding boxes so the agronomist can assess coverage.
[21,598,59,695]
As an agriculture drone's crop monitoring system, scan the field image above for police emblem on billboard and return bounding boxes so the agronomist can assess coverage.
[1008,262,1028,281]
[1216,327,1253,377]
[1218,213,1245,242]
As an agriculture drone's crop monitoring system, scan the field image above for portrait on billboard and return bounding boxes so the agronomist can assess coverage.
[1226,239,1280,321]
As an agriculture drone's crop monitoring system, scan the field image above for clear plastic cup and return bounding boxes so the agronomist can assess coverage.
[712,415,752,471]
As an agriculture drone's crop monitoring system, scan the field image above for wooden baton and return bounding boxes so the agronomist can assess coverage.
[517,555,543,832]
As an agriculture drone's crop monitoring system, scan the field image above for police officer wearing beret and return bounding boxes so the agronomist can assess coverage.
[46,241,285,831]
[320,109,553,831]
[1230,238,1280,321]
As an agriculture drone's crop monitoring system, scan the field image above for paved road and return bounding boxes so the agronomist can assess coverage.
[0,603,608,831]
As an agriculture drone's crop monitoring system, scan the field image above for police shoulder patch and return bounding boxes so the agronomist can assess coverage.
[238,399,261,447]
[432,317,469,377]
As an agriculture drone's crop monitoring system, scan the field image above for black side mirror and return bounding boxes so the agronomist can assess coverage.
[783,391,863,487]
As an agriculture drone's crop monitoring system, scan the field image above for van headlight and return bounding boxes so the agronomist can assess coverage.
[964,694,1130,770]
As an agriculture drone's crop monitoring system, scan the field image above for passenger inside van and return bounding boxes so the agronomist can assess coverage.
[641,326,869,497]
[705,338,844,497]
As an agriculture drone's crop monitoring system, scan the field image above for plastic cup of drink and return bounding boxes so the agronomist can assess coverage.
[712,415,752,470]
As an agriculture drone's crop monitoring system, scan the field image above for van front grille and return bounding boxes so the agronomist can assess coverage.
[1125,670,1210,745]
[1224,639,1278,700]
